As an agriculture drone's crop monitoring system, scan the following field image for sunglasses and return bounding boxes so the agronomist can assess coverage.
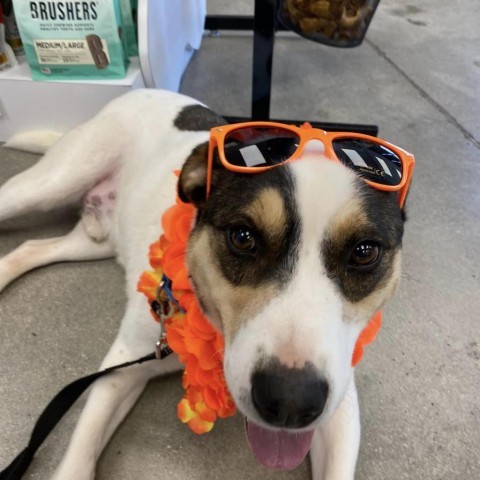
[207,122,415,207]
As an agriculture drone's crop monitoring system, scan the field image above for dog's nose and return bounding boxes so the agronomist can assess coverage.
[251,362,329,429]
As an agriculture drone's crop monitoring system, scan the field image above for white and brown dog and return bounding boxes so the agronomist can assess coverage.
[0,90,406,479]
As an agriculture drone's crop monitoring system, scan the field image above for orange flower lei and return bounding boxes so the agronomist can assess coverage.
[137,193,381,434]
[137,197,236,434]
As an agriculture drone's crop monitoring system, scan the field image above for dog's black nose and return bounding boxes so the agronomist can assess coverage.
[251,361,329,429]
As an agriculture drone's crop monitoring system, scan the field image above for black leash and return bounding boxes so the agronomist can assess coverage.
[0,352,157,480]
[1,275,177,480]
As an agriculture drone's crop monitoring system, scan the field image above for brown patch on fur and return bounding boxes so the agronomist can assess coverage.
[244,188,287,242]
[187,227,278,342]
[225,283,278,340]
[326,197,373,246]
[323,196,403,304]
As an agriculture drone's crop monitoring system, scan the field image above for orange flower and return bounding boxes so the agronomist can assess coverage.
[148,241,164,270]
[177,395,215,434]
[137,270,163,302]
[351,311,382,366]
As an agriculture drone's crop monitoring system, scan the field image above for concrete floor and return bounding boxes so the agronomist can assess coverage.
[1,0,479,478]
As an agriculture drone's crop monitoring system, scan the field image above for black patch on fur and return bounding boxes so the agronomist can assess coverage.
[322,182,405,303]
[190,167,301,288]
[174,105,227,131]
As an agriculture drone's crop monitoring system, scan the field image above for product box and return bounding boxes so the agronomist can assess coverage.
[12,0,133,80]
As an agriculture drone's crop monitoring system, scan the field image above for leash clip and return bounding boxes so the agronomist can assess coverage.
[151,280,174,360]
[156,334,173,360]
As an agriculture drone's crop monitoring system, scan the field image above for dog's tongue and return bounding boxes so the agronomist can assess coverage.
[246,421,314,470]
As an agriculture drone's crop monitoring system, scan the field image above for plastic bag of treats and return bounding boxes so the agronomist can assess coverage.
[278,0,380,47]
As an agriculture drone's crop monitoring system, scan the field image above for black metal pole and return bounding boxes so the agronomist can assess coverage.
[251,0,278,120]
[204,4,379,135]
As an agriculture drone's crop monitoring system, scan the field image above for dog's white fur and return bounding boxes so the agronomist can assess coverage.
[0,89,399,480]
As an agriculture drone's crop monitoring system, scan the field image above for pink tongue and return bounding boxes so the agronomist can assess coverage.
[246,421,314,470]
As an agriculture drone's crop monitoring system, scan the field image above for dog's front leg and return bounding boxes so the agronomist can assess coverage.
[51,305,182,480]
[310,377,360,480]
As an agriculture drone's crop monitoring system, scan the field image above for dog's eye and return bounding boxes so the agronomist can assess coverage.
[349,241,382,267]
[227,226,257,255]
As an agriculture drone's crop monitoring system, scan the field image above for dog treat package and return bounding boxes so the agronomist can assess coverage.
[1,0,24,55]
[12,0,129,80]
[130,0,137,36]
[0,3,18,70]
[119,0,137,57]
[278,0,381,47]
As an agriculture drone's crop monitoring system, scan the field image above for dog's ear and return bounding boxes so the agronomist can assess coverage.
[178,142,220,206]
[400,188,411,222]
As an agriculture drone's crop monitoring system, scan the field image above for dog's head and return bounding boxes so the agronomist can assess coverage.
[178,139,405,469]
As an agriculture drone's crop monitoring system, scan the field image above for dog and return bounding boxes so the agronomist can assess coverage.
[0,89,407,479]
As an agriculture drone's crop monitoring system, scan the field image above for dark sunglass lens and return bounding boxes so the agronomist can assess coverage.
[224,127,300,168]
[332,139,403,186]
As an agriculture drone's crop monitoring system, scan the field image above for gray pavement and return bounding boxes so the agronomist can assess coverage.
[1,0,479,478]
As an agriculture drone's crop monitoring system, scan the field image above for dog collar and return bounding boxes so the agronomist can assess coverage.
[137,190,382,434]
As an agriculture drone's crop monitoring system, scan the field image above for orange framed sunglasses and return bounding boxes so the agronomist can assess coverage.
[207,122,415,207]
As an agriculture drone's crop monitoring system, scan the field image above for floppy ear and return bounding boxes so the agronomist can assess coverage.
[400,187,411,222]
[178,142,220,206]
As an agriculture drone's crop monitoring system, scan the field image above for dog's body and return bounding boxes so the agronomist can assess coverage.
[0,89,405,480]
